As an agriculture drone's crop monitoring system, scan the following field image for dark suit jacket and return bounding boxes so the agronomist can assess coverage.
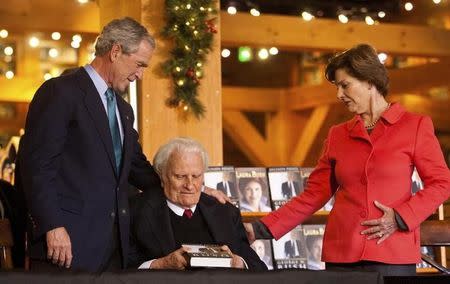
[216,181,237,197]
[17,68,159,272]
[129,188,267,271]
[281,181,300,199]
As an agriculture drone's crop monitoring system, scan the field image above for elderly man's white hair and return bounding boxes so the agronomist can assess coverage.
[152,137,209,177]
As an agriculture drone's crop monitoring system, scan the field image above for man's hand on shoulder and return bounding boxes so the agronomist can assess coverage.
[46,227,72,268]
[150,247,188,270]
[203,186,230,204]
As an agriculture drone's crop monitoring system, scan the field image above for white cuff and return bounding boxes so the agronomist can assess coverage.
[138,259,155,269]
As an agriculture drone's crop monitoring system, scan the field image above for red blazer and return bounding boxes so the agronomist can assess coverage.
[262,103,450,264]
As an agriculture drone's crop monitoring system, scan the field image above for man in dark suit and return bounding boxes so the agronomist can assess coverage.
[284,239,302,258]
[216,172,237,198]
[129,138,266,270]
[281,172,301,199]
[17,17,161,272]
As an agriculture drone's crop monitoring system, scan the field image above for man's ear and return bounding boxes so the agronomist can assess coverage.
[110,43,121,62]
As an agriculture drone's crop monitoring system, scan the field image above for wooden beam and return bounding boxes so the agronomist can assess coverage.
[287,84,336,110]
[222,86,282,111]
[0,0,100,33]
[290,105,330,166]
[288,59,450,110]
[223,111,278,166]
[389,59,450,94]
[221,12,450,57]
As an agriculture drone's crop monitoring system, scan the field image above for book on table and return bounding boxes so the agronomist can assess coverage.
[182,244,232,268]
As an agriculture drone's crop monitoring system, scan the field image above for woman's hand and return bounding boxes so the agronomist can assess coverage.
[360,200,398,244]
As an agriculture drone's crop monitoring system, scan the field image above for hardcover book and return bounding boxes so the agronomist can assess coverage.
[303,224,326,270]
[268,167,303,210]
[300,167,334,211]
[182,244,232,268]
[204,166,239,207]
[250,239,274,270]
[272,225,307,269]
[235,167,272,213]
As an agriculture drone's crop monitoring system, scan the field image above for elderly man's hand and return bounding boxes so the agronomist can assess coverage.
[150,247,188,270]
[46,227,72,268]
[360,200,398,244]
[203,186,230,204]
[220,245,245,269]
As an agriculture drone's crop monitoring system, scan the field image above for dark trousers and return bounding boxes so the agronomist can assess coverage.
[31,223,122,273]
[326,261,416,277]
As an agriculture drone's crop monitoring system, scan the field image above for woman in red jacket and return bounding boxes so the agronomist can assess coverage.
[247,44,450,276]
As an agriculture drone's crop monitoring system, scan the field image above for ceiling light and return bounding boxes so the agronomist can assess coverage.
[71,41,80,49]
[338,14,349,24]
[48,48,59,58]
[0,29,8,38]
[365,16,375,25]
[269,47,278,55]
[29,36,40,48]
[221,48,231,58]
[301,11,314,21]
[404,2,413,11]
[4,46,13,56]
[250,8,260,17]
[72,34,82,42]
[258,48,269,60]
[51,32,61,40]
[433,0,441,4]
[78,0,89,4]
[378,53,387,64]
[5,71,14,79]
[378,11,386,18]
[227,6,237,15]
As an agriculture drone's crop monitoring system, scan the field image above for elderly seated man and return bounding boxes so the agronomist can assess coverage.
[129,137,267,270]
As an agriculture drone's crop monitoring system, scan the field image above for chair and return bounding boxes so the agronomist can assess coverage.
[420,220,450,275]
[0,218,14,269]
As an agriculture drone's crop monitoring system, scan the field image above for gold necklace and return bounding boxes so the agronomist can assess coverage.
[365,103,391,130]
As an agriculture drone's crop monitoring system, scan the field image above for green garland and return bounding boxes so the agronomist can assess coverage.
[161,0,218,119]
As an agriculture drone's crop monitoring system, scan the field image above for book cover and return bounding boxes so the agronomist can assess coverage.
[272,225,307,269]
[300,167,334,212]
[250,239,274,270]
[204,166,239,207]
[268,167,303,210]
[235,167,272,213]
[182,244,232,268]
[303,224,326,270]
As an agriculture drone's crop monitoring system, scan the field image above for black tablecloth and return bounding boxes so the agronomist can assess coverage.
[0,269,383,284]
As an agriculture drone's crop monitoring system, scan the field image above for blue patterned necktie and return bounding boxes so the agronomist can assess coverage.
[105,88,122,175]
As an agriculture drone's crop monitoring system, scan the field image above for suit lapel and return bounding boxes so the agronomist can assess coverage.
[198,195,229,244]
[145,197,177,255]
[77,69,117,177]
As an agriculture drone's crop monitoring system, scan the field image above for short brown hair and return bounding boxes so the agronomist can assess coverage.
[325,44,389,97]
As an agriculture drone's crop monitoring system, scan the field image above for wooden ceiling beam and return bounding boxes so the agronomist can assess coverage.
[0,1,100,33]
[223,110,279,166]
[221,12,450,57]
[290,105,330,166]
[222,86,282,112]
[288,59,450,110]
